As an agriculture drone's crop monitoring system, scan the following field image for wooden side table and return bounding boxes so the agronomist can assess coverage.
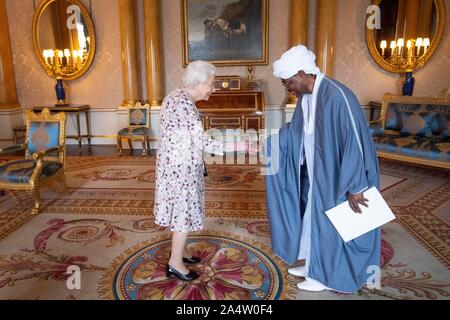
[196,80,265,132]
[32,105,91,147]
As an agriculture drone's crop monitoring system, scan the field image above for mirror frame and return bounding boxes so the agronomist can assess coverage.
[366,0,446,73]
[32,0,96,81]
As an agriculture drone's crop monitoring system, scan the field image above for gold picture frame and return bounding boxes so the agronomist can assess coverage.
[181,0,269,67]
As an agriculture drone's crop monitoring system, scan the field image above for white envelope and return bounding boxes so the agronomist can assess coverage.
[325,187,396,242]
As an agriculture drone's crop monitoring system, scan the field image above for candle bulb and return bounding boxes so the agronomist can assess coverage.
[406,40,412,57]
[64,49,70,65]
[57,50,63,65]
[390,41,396,58]
[49,50,55,65]
[397,38,404,57]
[78,49,83,62]
[416,38,423,56]
[380,40,387,57]
[43,50,49,64]
[72,50,80,68]
[423,38,430,54]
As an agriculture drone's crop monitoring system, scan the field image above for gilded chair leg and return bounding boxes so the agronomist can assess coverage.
[60,175,70,194]
[31,187,40,215]
[117,136,123,156]
[146,136,151,154]
[141,137,147,156]
[127,138,133,154]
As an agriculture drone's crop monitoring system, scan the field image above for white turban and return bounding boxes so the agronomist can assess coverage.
[273,45,320,79]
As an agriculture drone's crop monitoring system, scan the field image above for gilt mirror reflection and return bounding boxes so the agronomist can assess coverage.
[366,0,446,73]
[32,0,96,80]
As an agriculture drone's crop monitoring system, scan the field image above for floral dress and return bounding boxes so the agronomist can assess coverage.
[154,89,226,232]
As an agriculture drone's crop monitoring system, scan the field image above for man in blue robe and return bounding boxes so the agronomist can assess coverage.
[265,45,381,293]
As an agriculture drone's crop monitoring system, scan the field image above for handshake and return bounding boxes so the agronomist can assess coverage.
[227,140,261,154]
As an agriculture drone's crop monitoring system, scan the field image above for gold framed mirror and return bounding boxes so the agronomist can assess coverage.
[32,0,96,81]
[366,0,446,73]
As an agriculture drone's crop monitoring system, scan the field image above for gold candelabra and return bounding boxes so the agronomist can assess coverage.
[378,37,430,95]
[42,48,86,78]
[379,37,430,72]
[380,38,430,71]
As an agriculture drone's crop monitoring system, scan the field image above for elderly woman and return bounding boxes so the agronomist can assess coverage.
[154,60,251,281]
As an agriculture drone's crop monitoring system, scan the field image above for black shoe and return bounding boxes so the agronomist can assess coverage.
[166,264,199,281]
[168,251,201,264]
[183,256,201,264]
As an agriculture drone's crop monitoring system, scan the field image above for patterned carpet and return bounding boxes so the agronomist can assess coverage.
[0,156,448,300]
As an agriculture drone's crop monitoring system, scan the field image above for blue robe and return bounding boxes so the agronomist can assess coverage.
[265,76,381,293]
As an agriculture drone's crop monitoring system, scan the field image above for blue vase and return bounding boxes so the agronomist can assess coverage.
[402,72,415,96]
[55,79,66,103]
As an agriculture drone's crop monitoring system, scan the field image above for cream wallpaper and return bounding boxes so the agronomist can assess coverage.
[5,0,450,110]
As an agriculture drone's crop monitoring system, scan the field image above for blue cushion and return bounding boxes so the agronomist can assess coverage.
[118,126,149,136]
[423,104,449,137]
[0,159,62,183]
[438,113,450,140]
[385,103,402,130]
[400,111,438,137]
[373,133,450,162]
[129,109,147,126]
[27,122,60,154]
[369,124,384,136]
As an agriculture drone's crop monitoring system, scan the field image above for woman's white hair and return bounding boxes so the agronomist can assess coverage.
[182,60,216,88]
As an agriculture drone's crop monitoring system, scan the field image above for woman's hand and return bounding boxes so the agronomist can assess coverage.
[347,191,369,214]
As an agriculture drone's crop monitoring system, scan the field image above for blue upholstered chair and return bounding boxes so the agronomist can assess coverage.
[117,102,151,156]
[369,91,450,169]
[0,108,68,214]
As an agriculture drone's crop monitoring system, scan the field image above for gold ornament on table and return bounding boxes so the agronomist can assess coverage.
[247,64,254,83]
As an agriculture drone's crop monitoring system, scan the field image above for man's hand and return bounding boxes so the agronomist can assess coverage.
[347,192,369,214]
[248,141,261,155]
[234,141,260,154]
